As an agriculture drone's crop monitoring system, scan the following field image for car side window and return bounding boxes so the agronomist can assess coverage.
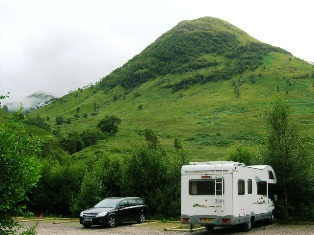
[119,200,129,207]
[128,199,136,206]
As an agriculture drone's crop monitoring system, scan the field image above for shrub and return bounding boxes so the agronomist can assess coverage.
[97,115,121,134]
[55,116,64,125]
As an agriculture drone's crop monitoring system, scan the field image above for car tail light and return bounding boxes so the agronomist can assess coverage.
[182,218,190,223]
[222,218,230,223]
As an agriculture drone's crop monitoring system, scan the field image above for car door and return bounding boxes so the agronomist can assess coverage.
[117,199,130,223]
[127,199,138,221]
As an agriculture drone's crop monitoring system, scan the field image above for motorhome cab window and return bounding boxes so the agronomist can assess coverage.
[257,181,267,195]
[268,183,277,200]
[238,180,245,195]
[189,179,224,195]
[248,179,252,194]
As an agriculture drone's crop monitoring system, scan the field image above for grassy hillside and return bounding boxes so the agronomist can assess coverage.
[28,17,314,161]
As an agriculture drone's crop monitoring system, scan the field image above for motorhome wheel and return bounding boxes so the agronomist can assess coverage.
[242,219,252,232]
[205,225,214,231]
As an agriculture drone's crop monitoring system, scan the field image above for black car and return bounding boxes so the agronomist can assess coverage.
[79,197,148,228]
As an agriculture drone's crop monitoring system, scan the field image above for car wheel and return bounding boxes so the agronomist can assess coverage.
[107,215,117,228]
[137,212,145,223]
[205,224,214,232]
[83,224,91,228]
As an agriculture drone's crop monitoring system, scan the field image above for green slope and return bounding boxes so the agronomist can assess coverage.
[28,17,314,161]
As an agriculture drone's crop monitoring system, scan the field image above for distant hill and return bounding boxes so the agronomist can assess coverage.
[27,17,314,160]
[4,92,55,113]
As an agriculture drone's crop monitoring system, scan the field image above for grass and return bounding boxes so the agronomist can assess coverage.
[26,17,314,162]
[29,62,314,162]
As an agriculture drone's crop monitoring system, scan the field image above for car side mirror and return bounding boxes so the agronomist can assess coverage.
[118,205,125,209]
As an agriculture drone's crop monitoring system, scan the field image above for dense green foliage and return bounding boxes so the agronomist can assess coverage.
[263,100,314,221]
[121,144,188,217]
[228,144,260,165]
[0,110,41,234]
[25,130,189,219]
[228,100,314,221]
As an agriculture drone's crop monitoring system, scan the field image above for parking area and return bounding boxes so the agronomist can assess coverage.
[19,219,314,235]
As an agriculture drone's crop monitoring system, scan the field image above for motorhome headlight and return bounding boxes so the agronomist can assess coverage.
[96,212,107,217]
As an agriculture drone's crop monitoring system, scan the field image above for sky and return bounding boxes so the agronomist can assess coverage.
[1,0,313,105]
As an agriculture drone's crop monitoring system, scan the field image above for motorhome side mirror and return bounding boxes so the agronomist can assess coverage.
[274,194,278,202]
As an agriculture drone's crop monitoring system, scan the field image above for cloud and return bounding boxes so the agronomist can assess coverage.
[1,0,313,105]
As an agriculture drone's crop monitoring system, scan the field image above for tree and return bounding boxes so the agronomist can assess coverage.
[174,138,182,151]
[97,115,121,134]
[2,105,8,112]
[60,131,85,154]
[80,129,101,147]
[121,131,190,217]
[55,116,64,125]
[263,99,314,221]
[0,110,42,234]
[144,129,159,149]
[70,156,122,215]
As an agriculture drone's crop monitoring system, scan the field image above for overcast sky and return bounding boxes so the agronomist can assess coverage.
[1,0,313,104]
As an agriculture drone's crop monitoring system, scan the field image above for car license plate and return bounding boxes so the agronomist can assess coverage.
[201,218,213,222]
[84,218,92,222]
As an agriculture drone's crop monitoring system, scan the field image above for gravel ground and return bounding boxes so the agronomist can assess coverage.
[19,219,314,235]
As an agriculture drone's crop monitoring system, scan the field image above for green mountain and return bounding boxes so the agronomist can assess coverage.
[28,17,314,160]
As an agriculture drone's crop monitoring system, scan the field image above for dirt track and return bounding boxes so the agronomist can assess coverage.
[19,219,314,235]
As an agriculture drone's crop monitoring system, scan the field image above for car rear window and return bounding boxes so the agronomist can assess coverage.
[129,198,144,205]
[136,198,144,205]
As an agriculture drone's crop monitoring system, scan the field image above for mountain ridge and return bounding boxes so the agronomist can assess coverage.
[100,17,290,91]
[26,17,314,160]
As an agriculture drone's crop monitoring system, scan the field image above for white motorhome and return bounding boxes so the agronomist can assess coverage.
[181,161,277,232]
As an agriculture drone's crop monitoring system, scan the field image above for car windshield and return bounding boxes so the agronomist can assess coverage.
[94,198,121,208]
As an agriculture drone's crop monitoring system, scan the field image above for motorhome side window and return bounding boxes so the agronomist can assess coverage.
[268,170,275,179]
[189,179,224,195]
[238,180,245,195]
[257,181,267,195]
[248,179,252,194]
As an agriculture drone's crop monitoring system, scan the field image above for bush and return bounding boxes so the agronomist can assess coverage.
[97,115,121,134]
[80,129,102,147]
[55,116,64,125]
[59,131,85,154]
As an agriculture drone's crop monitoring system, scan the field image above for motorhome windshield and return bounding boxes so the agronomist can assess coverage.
[189,179,224,195]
